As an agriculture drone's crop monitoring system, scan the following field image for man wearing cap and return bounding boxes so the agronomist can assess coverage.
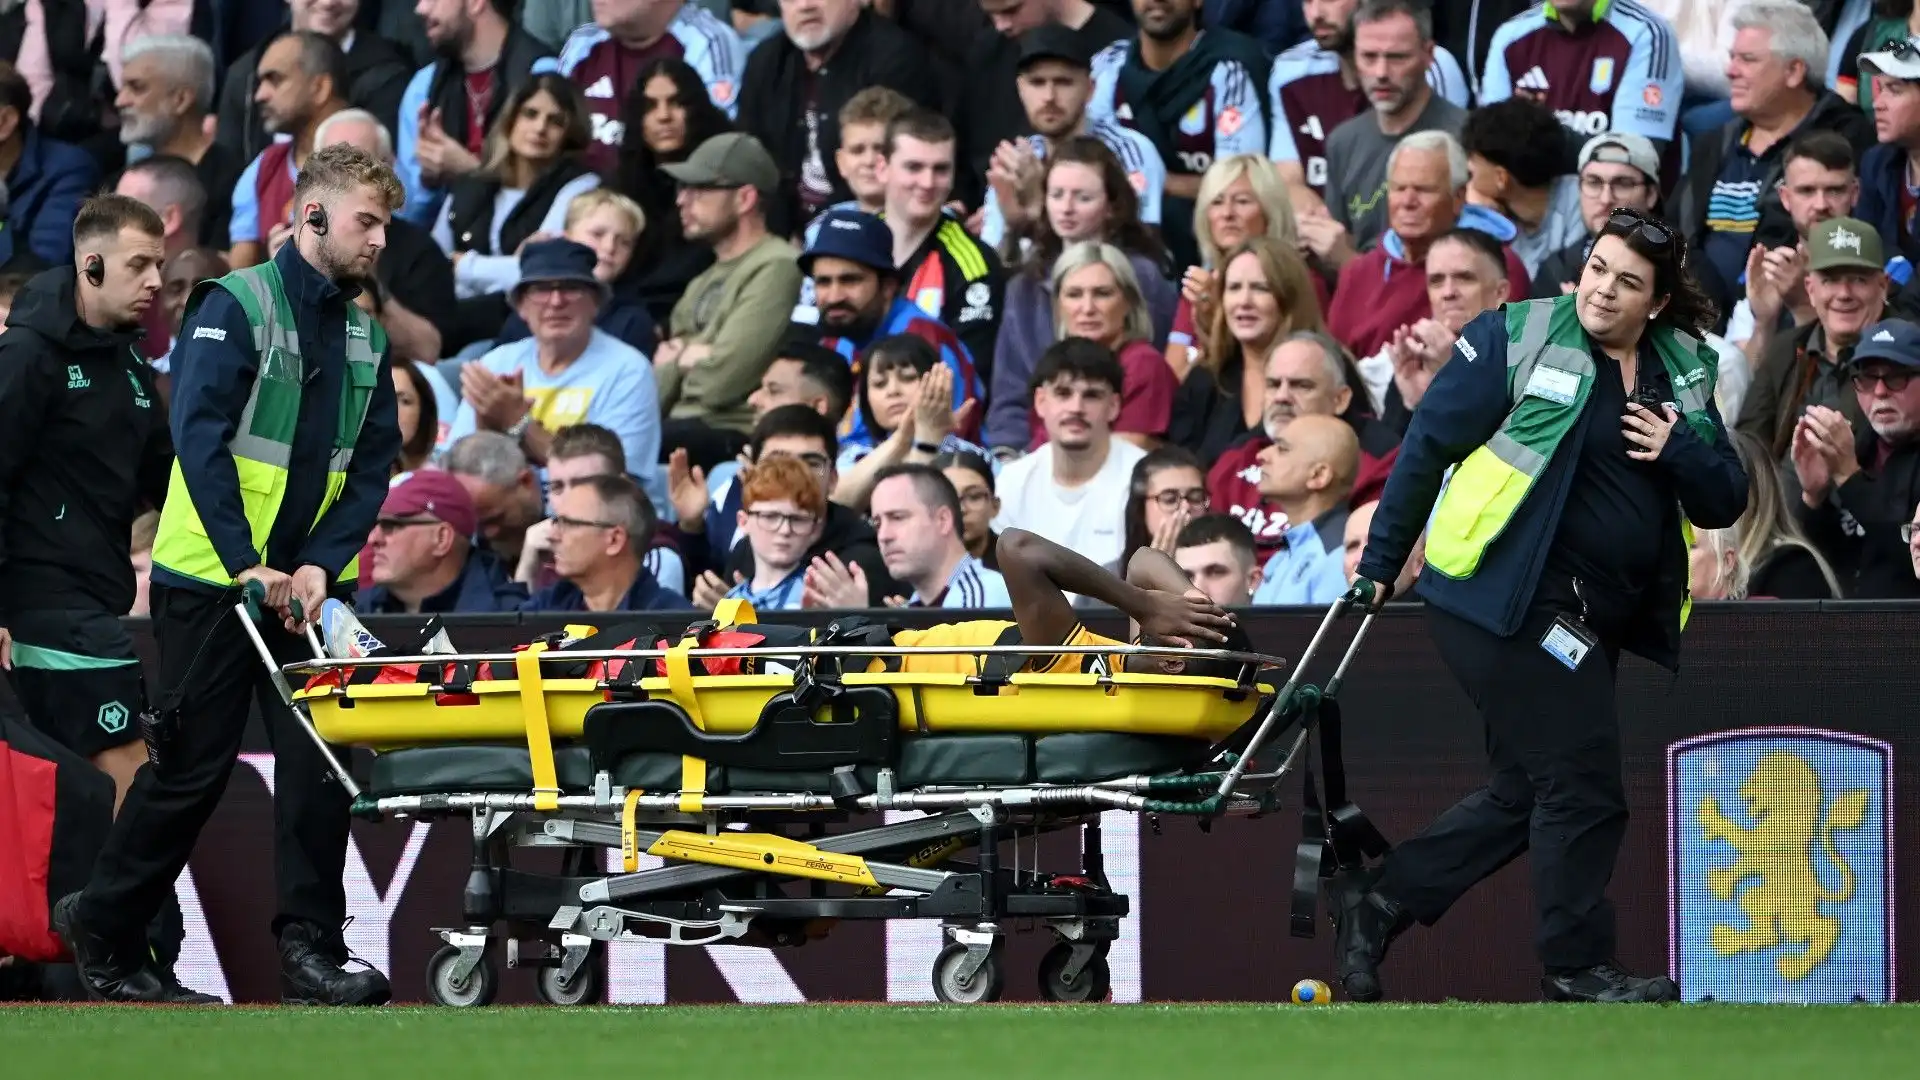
[1532,130,1665,298]
[1790,317,1920,598]
[652,131,803,473]
[358,469,528,615]
[1854,40,1920,266]
[794,207,984,448]
[447,238,665,514]
[978,24,1169,249]
[1737,216,1887,468]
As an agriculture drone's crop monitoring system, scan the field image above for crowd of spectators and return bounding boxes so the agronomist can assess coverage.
[3,0,1919,617]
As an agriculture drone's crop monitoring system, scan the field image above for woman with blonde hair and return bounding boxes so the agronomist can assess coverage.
[985,137,1177,453]
[1044,241,1180,451]
[1726,429,1844,598]
[1166,154,1329,371]
[1167,236,1326,461]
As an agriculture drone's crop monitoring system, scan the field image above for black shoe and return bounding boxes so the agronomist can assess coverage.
[279,921,391,1006]
[49,893,171,1003]
[1328,867,1414,1003]
[1541,961,1681,1003]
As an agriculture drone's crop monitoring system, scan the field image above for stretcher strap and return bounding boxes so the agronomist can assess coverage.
[665,637,707,812]
[513,642,561,811]
[1289,692,1391,939]
[621,789,643,872]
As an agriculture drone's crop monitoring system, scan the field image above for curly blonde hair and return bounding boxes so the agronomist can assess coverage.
[294,141,404,212]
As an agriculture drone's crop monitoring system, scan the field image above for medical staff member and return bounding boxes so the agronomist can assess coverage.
[1337,209,1748,1004]
[54,143,405,1007]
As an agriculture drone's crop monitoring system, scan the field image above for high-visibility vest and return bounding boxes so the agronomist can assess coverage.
[151,261,385,586]
[1424,296,1719,625]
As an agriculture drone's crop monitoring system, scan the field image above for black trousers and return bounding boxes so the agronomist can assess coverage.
[1379,601,1629,970]
[77,582,351,952]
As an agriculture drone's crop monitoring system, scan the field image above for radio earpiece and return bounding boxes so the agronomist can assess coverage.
[83,255,104,287]
[306,206,329,235]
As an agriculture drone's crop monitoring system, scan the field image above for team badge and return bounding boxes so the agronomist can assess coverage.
[1643,83,1664,107]
[1590,57,1615,95]
[1668,727,1894,1003]
[1216,106,1243,137]
[1178,102,1206,136]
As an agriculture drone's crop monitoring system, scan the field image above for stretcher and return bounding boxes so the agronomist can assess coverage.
[241,589,1388,1006]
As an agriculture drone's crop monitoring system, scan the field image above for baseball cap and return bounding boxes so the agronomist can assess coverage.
[799,207,896,276]
[1850,319,1920,369]
[380,469,477,537]
[1577,131,1660,183]
[661,131,780,194]
[1806,217,1886,273]
[1859,38,1920,82]
[1016,24,1093,71]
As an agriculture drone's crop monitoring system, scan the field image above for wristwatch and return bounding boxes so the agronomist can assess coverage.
[911,440,941,455]
[505,411,532,442]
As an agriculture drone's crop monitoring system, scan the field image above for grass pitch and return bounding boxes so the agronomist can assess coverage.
[2,1003,1914,1079]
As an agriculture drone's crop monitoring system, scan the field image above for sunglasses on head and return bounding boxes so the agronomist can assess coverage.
[1605,208,1676,248]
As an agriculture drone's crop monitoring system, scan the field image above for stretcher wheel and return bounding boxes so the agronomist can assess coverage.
[1037,943,1111,1003]
[426,944,497,1007]
[534,949,606,1006]
[932,941,1005,1004]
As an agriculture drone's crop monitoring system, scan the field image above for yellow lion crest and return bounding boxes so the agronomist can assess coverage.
[1698,751,1868,980]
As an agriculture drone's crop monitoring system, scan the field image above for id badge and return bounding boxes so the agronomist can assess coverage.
[1539,614,1599,671]
[1522,366,1581,405]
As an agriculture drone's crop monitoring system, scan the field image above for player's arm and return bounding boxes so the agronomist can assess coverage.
[999,528,1232,650]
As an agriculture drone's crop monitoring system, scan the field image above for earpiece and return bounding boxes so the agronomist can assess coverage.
[306,206,329,235]
[83,255,104,287]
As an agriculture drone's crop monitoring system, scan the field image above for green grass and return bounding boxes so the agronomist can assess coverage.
[3,1003,1916,1078]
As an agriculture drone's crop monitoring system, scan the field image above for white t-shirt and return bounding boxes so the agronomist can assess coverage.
[990,439,1147,573]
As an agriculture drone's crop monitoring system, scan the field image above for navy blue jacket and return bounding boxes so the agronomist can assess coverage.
[1356,308,1748,669]
[357,547,529,614]
[1856,143,1913,264]
[522,567,691,613]
[155,242,401,591]
[6,127,99,264]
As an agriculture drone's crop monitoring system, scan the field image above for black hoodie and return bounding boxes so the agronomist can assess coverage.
[0,267,173,619]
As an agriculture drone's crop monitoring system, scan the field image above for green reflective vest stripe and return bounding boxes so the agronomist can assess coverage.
[1425,296,1719,624]
[151,261,385,587]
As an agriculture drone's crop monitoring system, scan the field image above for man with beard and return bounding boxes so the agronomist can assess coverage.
[227,32,352,269]
[114,35,243,250]
[796,208,984,448]
[398,0,559,226]
[1305,0,1466,262]
[214,0,413,167]
[1792,316,1920,598]
[0,195,189,1001]
[53,143,404,1007]
[1268,0,1469,214]
[1088,0,1271,269]
[654,132,804,471]
[979,26,1167,249]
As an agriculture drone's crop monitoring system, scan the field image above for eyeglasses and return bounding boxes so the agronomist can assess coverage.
[956,489,995,508]
[1851,369,1914,393]
[760,450,832,473]
[1580,175,1648,197]
[1605,208,1676,249]
[373,517,442,535]
[1149,487,1209,511]
[1903,522,1920,542]
[745,509,818,533]
[550,514,620,532]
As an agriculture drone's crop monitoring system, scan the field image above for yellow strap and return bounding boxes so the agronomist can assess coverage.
[514,642,561,811]
[620,788,643,872]
[664,637,708,812]
[711,598,757,626]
